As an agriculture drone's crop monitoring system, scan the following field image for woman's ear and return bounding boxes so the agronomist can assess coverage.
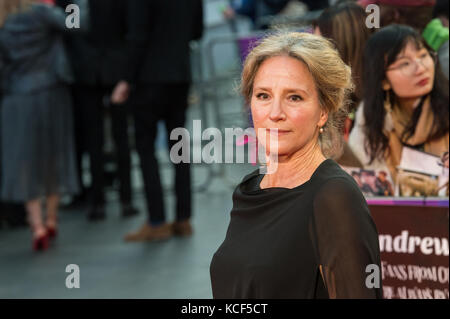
[318,110,328,128]
[382,79,391,91]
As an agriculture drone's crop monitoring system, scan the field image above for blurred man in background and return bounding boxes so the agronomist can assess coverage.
[121,0,204,242]
[57,0,139,220]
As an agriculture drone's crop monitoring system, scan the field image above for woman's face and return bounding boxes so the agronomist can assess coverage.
[250,55,328,157]
[384,41,435,99]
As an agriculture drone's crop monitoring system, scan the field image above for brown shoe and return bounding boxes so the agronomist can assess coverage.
[172,220,193,237]
[124,223,173,242]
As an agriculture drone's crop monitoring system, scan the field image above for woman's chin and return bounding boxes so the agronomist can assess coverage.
[263,147,292,159]
[404,87,433,100]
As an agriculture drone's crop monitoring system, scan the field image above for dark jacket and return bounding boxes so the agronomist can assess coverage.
[127,0,204,85]
[0,2,88,94]
[57,0,132,86]
[58,0,203,86]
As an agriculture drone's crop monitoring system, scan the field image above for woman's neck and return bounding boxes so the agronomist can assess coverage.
[396,96,423,116]
[261,142,326,189]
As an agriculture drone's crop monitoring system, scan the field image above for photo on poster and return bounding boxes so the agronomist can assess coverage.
[396,169,440,197]
[397,147,448,197]
[341,166,395,197]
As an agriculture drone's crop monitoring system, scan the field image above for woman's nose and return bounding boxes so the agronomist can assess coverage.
[414,58,428,74]
[269,98,286,121]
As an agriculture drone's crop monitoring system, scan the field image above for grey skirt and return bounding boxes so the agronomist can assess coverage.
[1,85,79,202]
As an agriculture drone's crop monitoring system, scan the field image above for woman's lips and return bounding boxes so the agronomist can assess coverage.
[416,78,430,86]
[266,129,291,136]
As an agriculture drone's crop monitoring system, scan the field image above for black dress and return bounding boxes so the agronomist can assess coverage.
[210,159,383,299]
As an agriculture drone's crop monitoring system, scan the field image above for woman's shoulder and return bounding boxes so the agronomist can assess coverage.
[311,161,369,219]
[312,159,353,181]
[240,168,261,184]
[311,159,362,197]
[235,168,261,193]
[237,161,357,190]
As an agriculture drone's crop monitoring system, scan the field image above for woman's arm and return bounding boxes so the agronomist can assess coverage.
[311,177,383,299]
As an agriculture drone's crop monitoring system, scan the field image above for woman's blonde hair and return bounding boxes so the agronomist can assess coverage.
[241,31,354,159]
[0,0,35,28]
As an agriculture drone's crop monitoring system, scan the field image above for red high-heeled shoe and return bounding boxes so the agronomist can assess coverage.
[46,226,58,239]
[32,233,49,251]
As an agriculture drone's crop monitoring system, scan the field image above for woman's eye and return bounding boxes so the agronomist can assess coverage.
[256,93,269,100]
[288,95,303,102]
[399,62,410,68]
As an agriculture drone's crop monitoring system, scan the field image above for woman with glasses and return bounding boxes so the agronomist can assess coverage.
[349,24,449,184]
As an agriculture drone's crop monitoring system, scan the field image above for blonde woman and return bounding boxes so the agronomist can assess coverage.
[0,0,83,251]
[210,32,382,299]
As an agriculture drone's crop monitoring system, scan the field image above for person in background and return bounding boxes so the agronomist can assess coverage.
[358,0,449,81]
[120,0,204,242]
[349,25,449,184]
[358,0,436,32]
[223,0,328,30]
[360,170,376,196]
[56,0,139,221]
[222,0,291,29]
[55,0,88,209]
[0,0,84,251]
[375,171,394,196]
[432,0,449,28]
[313,1,373,140]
